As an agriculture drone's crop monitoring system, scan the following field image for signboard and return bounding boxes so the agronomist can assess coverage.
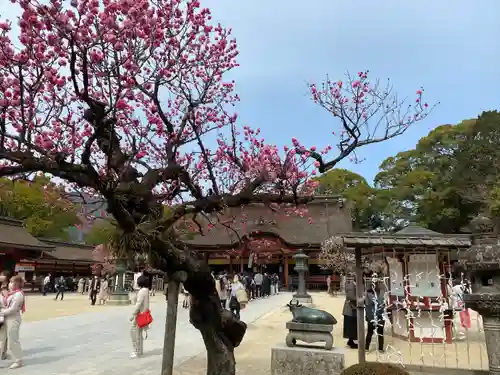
[15,263,35,272]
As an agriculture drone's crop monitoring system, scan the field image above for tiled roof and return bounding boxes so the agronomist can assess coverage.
[38,239,95,263]
[334,223,471,249]
[185,195,352,249]
[0,217,54,251]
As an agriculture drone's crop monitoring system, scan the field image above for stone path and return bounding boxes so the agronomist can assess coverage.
[3,292,292,374]
[22,293,167,322]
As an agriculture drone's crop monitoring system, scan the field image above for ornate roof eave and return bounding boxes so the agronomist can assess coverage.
[185,231,322,252]
[323,231,471,253]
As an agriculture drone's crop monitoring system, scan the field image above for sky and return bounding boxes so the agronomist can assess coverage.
[1,0,499,186]
[202,0,500,184]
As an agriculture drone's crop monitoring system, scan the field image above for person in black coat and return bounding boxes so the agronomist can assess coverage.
[262,273,271,297]
[88,276,101,306]
[342,277,358,349]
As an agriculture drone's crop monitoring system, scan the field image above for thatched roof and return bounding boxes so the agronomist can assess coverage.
[0,217,54,251]
[184,195,352,249]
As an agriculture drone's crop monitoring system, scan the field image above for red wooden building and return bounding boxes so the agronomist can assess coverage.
[0,217,54,276]
[184,195,352,289]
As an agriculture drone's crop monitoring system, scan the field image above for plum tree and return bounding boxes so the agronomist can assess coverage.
[0,1,432,374]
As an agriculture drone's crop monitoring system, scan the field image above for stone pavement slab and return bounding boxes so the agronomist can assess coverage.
[1,292,293,374]
[22,293,166,322]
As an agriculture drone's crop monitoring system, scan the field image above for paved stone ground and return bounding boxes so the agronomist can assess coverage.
[22,292,167,322]
[173,293,489,374]
[1,292,293,374]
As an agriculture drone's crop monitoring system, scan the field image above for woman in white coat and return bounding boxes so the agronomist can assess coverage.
[0,275,25,369]
[129,275,150,359]
[0,272,9,361]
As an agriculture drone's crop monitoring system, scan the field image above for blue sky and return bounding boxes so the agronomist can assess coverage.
[204,0,500,184]
[2,1,499,186]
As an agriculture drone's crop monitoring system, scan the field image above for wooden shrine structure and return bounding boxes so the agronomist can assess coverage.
[0,217,96,280]
[326,224,471,362]
[0,217,54,275]
[185,195,352,289]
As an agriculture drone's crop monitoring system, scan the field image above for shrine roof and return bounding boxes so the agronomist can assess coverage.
[184,195,352,249]
[38,239,95,263]
[332,223,471,249]
[0,217,54,252]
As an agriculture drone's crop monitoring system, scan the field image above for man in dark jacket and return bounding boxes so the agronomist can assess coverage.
[365,282,386,352]
[55,276,66,301]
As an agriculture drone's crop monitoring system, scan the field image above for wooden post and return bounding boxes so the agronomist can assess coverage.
[284,256,289,289]
[162,271,187,375]
[229,256,233,273]
[240,257,244,273]
[355,247,366,363]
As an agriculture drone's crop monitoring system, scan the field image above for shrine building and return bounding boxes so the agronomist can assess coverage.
[185,195,352,289]
[0,217,96,282]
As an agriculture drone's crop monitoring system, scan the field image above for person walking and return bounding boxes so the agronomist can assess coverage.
[365,282,386,353]
[342,276,358,349]
[88,275,100,306]
[130,275,150,359]
[0,275,26,369]
[271,273,279,295]
[0,272,9,361]
[326,275,332,295]
[77,277,85,294]
[218,274,228,309]
[98,277,109,305]
[262,273,271,297]
[254,271,263,298]
[229,275,245,320]
[55,276,66,301]
[42,273,51,296]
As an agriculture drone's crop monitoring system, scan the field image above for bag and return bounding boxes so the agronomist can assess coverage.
[236,288,248,305]
[460,309,471,329]
[136,309,153,328]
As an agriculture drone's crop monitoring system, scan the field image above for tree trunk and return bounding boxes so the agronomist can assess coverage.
[186,272,246,375]
[199,324,236,375]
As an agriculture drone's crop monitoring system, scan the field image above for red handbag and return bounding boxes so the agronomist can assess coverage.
[136,309,153,328]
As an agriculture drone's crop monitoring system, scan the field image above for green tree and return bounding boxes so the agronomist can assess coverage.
[314,168,383,230]
[452,111,500,211]
[374,119,483,233]
[84,219,116,245]
[0,176,80,238]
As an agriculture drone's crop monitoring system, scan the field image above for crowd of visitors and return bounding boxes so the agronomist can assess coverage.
[0,267,283,365]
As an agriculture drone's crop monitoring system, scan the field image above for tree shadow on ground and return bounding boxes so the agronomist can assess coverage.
[24,346,56,356]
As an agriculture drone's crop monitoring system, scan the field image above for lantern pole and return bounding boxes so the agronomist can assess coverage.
[293,249,312,304]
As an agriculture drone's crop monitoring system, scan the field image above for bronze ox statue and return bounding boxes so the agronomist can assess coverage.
[286,299,337,325]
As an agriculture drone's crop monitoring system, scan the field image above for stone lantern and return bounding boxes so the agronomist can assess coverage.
[461,215,500,375]
[293,249,312,304]
[107,258,131,305]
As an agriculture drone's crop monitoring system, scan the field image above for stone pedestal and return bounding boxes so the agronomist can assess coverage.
[271,343,344,375]
[107,291,131,305]
[461,223,500,375]
[285,321,334,350]
[483,316,500,374]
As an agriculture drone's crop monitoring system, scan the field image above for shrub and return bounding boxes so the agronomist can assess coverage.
[341,362,409,375]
